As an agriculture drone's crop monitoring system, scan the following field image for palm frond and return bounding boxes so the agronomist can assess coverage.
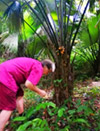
[0,0,13,11]
[68,0,83,46]
[1,0,93,60]
[24,0,58,48]
[3,0,23,32]
[35,0,58,46]
[64,0,73,46]
[70,0,89,53]
[1,0,47,47]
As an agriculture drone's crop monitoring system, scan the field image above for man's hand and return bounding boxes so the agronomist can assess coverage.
[25,80,48,98]
[39,89,47,97]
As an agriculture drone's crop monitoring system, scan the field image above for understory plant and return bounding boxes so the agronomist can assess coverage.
[8,98,100,131]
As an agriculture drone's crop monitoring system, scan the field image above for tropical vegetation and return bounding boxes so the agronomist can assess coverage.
[0,0,100,130]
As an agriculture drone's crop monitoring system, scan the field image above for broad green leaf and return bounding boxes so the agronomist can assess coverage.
[25,106,35,118]
[73,118,90,127]
[22,11,40,39]
[47,102,56,108]
[17,121,32,131]
[22,11,33,39]
[80,15,100,47]
[51,12,58,21]
[32,118,42,127]
[13,116,26,122]
[58,108,65,117]
[36,103,47,111]
[40,119,48,128]
[68,109,76,115]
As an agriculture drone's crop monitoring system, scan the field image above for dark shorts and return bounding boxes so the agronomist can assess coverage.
[0,83,24,111]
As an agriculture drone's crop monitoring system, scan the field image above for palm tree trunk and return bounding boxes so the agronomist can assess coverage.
[53,54,74,106]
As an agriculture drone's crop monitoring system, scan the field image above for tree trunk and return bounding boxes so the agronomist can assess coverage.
[53,54,74,106]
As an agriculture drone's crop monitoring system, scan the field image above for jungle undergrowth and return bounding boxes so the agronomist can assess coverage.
[5,80,100,131]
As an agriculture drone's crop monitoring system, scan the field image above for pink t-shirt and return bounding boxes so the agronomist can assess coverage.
[0,57,43,93]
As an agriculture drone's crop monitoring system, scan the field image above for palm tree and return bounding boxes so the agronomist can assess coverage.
[24,0,89,106]
[0,0,96,106]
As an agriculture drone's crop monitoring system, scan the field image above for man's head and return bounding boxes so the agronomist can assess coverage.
[41,59,55,75]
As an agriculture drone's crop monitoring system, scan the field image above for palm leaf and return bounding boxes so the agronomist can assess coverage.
[3,0,23,32]
[24,0,58,48]
[0,0,12,11]
[70,0,89,52]
[1,0,91,61]
[1,0,47,47]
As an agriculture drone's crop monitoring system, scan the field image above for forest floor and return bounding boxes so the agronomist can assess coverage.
[5,79,100,131]
[74,79,100,110]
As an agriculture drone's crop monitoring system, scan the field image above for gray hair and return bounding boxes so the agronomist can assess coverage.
[41,59,55,72]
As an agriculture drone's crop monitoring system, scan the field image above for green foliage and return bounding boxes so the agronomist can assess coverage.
[13,116,26,122]
[80,15,99,47]
[25,35,47,59]
[17,121,32,131]
[22,10,42,40]
[22,11,34,39]
[71,51,91,81]
[87,87,100,97]
[58,108,66,117]
[16,118,50,131]
[10,98,100,131]
[11,101,54,130]
[3,1,23,33]
[51,11,58,21]
[94,75,100,81]
[53,79,63,87]
[74,15,100,76]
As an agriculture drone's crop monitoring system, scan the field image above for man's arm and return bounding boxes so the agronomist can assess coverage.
[25,80,47,97]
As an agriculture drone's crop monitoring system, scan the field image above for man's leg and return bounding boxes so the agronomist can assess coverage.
[0,110,12,131]
[16,96,24,115]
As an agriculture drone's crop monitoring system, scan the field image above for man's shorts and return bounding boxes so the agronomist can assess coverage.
[0,83,24,111]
